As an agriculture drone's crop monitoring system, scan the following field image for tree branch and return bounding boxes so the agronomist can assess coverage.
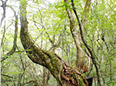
[71,0,101,85]
[1,6,18,62]
[64,0,90,73]
[0,0,8,28]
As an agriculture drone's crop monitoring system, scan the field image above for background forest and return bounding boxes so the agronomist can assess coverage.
[0,0,116,86]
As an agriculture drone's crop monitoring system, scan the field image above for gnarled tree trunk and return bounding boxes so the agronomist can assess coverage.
[20,0,88,86]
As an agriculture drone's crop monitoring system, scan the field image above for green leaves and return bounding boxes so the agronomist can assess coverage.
[20,0,26,5]
[1,0,116,85]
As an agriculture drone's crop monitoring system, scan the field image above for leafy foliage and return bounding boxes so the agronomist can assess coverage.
[1,0,116,85]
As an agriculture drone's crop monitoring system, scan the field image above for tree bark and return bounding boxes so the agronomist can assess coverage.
[1,6,18,62]
[82,0,91,33]
[64,0,90,73]
[20,0,88,86]
[70,0,101,85]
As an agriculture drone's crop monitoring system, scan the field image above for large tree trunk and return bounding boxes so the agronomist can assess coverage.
[20,0,88,86]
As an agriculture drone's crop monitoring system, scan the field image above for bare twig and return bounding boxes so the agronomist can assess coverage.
[101,34,109,52]
[1,74,13,78]
[33,11,62,51]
